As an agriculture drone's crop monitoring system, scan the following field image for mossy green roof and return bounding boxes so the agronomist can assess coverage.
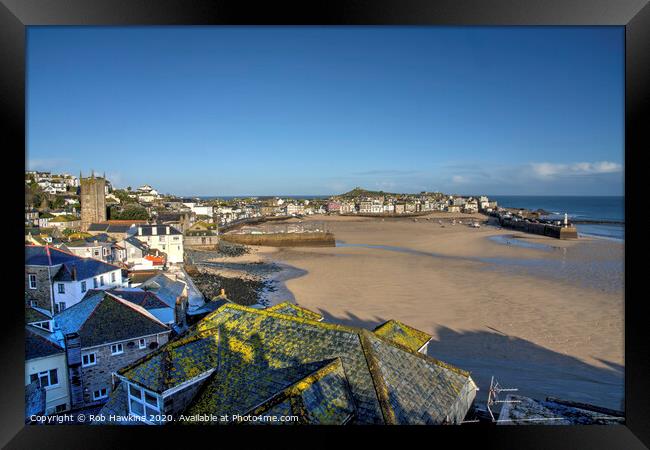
[117,303,476,424]
[265,302,323,322]
[373,320,432,352]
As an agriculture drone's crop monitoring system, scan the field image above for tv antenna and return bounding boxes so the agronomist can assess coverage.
[486,376,520,422]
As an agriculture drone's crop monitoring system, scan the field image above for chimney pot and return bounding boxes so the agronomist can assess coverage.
[138,227,142,236]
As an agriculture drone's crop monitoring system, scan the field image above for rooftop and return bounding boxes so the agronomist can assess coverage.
[25,325,64,360]
[373,319,432,352]
[54,291,170,348]
[114,303,476,424]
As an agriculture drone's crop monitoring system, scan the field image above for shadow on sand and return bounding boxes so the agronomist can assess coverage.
[313,309,624,412]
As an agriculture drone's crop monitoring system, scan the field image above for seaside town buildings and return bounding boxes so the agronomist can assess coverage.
[25,170,517,424]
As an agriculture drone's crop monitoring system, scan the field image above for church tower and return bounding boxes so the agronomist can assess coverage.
[80,171,107,231]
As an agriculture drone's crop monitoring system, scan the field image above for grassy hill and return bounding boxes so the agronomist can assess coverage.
[337,187,397,198]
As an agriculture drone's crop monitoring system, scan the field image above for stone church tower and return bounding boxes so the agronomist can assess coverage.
[80,171,107,231]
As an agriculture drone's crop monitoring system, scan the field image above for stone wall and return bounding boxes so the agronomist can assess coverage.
[25,266,54,312]
[184,234,220,249]
[221,232,335,247]
[79,332,170,408]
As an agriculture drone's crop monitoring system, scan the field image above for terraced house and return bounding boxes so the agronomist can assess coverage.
[96,302,477,425]
[25,315,70,415]
[53,291,171,409]
[25,245,125,314]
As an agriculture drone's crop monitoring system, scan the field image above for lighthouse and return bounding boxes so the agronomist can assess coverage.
[564,213,568,228]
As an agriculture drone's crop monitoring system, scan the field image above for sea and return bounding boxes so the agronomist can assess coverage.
[489,195,624,241]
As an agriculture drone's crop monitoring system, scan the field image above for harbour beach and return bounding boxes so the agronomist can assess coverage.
[197,214,624,410]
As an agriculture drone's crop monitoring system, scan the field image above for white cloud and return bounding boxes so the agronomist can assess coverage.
[530,161,623,178]
[451,175,467,183]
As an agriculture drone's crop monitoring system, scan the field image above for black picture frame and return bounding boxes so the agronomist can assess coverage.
[2,0,647,448]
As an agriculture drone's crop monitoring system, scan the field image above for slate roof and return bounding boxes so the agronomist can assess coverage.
[116,303,477,424]
[266,302,324,322]
[105,288,170,310]
[26,325,64,360]
[25,245,78,266]
[133,225,183,236]
[25,306,52,324]
[124,236,148,251]
[188,297,231,316]
[373,320,432,352]
[51,258,120,282]
[140,273,186,308]
[88,223,134,233]
[54,291,170,348]
[26,245,120,282]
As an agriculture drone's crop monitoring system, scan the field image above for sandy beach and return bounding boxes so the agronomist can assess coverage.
[206,213,624,411]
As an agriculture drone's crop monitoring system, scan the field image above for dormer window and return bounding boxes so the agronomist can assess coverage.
[127,383,162,423]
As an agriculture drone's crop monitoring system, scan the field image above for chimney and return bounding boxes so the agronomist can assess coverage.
[138,226,142,236]
[152,226,157,236]
[166,226,170,234]
[72,265,77,281]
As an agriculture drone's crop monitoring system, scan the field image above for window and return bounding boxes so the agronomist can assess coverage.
[93,249,100,257]
[81,281,87,293]
[55,404,67,413]
[82,352,96,367]
[138,338,146,349]
[29,369,58,388]
[159,236,165,242]
[100,276,105,286]
[28,274,37,289]
[111,343,124,355]
[56,302,65,313]
[29,300,37,307]
[57,283,65,294]
[111,272,116,283]
[93,388,108,401]
[173,236,180,241]
[32,321,51,331]
[93,278,98,288]
[127,383,161,422]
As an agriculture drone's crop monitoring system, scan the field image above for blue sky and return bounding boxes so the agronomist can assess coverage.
[27,26,624,196]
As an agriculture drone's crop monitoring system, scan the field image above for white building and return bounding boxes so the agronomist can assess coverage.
[51,260,124,312]
[26,324,71,415]
[192,205,215,218]
[130,225,184,264]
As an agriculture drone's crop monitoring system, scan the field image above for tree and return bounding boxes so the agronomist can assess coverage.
[110,204,149,220]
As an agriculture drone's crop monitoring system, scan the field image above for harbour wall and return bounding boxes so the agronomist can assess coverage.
[220,232,336,247]
[499,218,578,239]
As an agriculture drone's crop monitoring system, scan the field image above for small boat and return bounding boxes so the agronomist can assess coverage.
[471,222,481,228]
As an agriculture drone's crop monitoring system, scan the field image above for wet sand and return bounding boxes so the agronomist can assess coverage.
[249,214,625,411]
